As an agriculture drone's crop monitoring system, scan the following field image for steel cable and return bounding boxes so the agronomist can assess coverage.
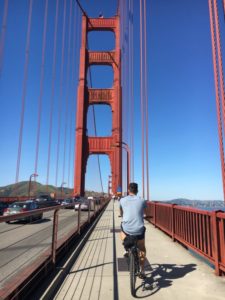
[15,0,33,183]
[34,0,49,177]
[143,0,150,200]
[55,0,67,187]
[140,0,145,198]
[0,0,8,77]
[209,0,225,200]
[62,0,73,185]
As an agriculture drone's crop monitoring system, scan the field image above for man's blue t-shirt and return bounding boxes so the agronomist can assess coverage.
[120,195,147,235]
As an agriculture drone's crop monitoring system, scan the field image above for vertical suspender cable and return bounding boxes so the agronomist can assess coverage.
[34,0,49,175]
[209,0,225,200]
[120,0,126,193]
[72,10,82,187]
[213,0,225,130]
[72,9,82,189]
[68,3,78,188]
[15,0,33,183]
[140,0,145,198]
[143,0,150,200]
[123,2,128,191]
[0,0,8,77]
[46,0,59,187]
[128,0,132,182]
[55,0,67,187]
[130,0,134,182]
[223,0,225,17]
[62,0,73,185]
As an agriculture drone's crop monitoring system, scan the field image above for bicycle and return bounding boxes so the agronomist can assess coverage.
[123,235,141,297]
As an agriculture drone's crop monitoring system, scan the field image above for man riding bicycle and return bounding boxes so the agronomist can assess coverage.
[120,182,147,278]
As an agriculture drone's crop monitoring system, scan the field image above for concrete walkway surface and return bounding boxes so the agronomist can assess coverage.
[52,200,225,300]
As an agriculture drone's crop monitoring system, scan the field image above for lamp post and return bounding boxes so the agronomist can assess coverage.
[108,175,112,196]
[61,182,66,199]
[28,173,38,198]
[111,142,130,194]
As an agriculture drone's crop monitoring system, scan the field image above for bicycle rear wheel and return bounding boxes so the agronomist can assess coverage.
[129,251,136,297]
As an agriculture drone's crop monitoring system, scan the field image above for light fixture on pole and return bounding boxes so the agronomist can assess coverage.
[61,182,66,198]
[28,173,38,198]
[111,142,130,194]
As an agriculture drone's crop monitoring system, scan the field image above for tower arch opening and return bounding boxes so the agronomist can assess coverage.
[87,104,112,137]
[88,31,115,51]
[87,65,114,88]
[85,154,111,194]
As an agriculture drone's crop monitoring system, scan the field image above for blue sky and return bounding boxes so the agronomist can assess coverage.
[0,0,224,200]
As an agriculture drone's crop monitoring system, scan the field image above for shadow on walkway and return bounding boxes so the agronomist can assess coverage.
[135,263,197,298]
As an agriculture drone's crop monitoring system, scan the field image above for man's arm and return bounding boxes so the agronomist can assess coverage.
[120,206,123,217]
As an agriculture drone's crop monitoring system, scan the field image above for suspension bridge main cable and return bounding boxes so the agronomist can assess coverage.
[15,0,33,183]
[209,0,225,200]
[213,0,225,130]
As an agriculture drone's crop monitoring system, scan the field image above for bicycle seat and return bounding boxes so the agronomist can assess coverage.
[123,235,138,249]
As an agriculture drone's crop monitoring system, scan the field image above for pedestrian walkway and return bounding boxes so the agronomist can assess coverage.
[49,200,225,300]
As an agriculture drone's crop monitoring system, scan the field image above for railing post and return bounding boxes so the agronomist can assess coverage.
[212,211,221,276]
[51,209,59,264]
[154,202,157,227]
[172,204,176,242]
[88,199,91,223]
[78,204,81,234]
[94,200,96,217]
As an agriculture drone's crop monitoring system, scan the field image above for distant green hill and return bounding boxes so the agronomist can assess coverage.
[0,181,106,197]
[0,181,73,197]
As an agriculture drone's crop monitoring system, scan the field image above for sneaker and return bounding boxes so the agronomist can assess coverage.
[139,270,146,279]
[123,250,129,258]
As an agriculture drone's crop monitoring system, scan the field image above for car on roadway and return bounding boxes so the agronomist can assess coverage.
[35,195,59,208]
[0,202,9,216]
[74,198,94,211]
[88,196,101,205]
[3,201,43,223]
[61,198,76,208]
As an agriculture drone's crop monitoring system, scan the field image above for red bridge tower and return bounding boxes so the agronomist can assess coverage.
[74,15,122,196]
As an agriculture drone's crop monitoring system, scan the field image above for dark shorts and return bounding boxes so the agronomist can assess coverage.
[121,223,146,240]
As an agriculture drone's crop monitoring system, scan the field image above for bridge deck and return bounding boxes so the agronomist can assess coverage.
[41,201,225,300]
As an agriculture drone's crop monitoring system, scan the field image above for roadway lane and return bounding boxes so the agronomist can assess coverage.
[0,209,92,288]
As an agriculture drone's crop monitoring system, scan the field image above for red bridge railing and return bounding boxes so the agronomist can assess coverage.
[146,202,225,276]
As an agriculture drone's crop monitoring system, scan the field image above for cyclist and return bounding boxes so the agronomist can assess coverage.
[120,182,147,278]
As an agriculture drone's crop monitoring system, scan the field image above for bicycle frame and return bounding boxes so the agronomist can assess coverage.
[127,241,140,296]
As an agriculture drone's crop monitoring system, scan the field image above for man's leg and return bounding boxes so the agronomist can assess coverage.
[137,239,146,272]
[120,230,127,241]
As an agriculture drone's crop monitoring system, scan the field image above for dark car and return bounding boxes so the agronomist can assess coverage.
[61,198,76,208]
[0,202,9,216]
[35,195,59,208]
[3,200,43,223]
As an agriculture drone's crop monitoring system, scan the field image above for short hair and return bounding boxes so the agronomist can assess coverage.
[129,182,138,194]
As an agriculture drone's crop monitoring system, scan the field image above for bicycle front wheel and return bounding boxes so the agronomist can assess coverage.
[129,251,136,297]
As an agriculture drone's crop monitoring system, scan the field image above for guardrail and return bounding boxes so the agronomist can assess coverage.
[0,198,110,299]
[145,202,225,276]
